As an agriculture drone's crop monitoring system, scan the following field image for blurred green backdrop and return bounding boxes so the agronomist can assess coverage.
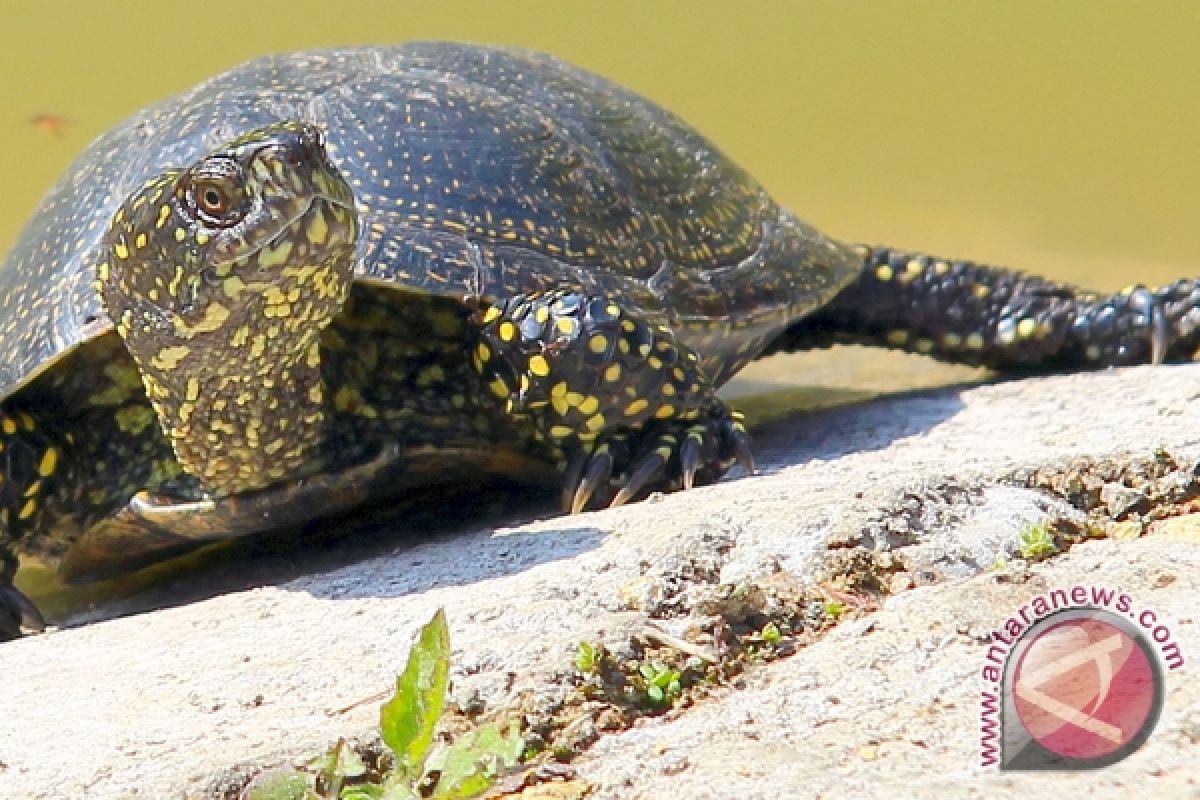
[3,0,1197,399]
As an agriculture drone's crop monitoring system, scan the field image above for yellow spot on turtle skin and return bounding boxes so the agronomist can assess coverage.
[965,333,986,350]
[528,354,551,377]
[549,425,574,439]
[534,306,550,325]
[626,398,649,416]
[333,386,363,412]
[586,414,607,432]
[1,417,16,435]
[555,317,578,336]
[174,227,187,242]
[885,330,909,347]
[113,240,129,260]
[151,344,191,370]
[258,237,294,268]
[933,260,951,275]
[915,338,935,354]
[621,319,636,333]
[37,447,58,478]
[973,284,991,299]
[552,395,570,416]
[179,302,230,336]
[476,342,492,362]
[116,405,157,435]
[604,364,622,383]
[672,367,686,382]
[482,306,502,324]
[195,231,210,246]
[1086,345,1102,361]
[577,396,600,416]
[551,381,569,399]
[1016,318,1038,339]
[942,332,963,348]
[875,264,894,282]
[498,321,517,342]
[488,377,510,398]
[18,498,37,521]
[905,258,924,274]
[416,364,445,387]
[19,413,35,431]
[588,334,609,354]
[135,232,148,249]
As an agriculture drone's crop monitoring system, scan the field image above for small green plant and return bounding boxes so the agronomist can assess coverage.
[244,609,523,800]
[822,600,847,620]
[637,660,683,708]
[759,622,782,644]
[575,641,605,674]
[1018,522,1059,561]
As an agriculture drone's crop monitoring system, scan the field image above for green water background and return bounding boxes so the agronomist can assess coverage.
[2,1,1198,402]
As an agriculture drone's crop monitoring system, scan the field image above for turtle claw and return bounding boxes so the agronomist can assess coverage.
[611,447,669,508]
[1151,300,1169,365]
[680,434,701,491]
[566,446,614,514]
[0,585,46,640]
[722,415,757,475]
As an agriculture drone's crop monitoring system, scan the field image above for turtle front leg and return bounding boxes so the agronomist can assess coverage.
[0,409,63,639]
[473,290,754,512]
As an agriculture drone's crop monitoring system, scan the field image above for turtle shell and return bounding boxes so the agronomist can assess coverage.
[0,42,858,402]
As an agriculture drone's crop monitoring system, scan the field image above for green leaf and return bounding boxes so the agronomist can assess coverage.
[339,786,385,800]
[380,609,452,778]
[375,780,420,800]
[309,739,368,780]
[429,721,524,800]
[240,768,312,800]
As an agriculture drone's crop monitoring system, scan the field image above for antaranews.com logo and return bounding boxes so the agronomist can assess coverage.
[979,584,1184,770]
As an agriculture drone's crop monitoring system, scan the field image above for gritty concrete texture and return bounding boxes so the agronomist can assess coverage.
[1,363,1199,799]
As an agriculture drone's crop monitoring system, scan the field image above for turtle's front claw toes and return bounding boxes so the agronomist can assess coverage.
[0,585,46,640]
[564,444,615,514]
[720,411,757,475]
[611,440,671,508]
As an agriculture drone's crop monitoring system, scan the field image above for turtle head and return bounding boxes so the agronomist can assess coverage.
[98,122,360,494]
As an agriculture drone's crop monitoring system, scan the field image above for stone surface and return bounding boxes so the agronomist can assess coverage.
[1,363,1198,799]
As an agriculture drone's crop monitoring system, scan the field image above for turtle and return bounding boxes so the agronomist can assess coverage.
[1,42,1198,639]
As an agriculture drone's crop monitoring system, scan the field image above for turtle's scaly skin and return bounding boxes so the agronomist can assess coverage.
[2,43,1200,638]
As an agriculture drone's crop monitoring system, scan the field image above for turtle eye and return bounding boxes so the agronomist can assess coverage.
[183,159,248,228]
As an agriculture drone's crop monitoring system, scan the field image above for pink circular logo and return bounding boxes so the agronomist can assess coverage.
[1012,616,1157,761]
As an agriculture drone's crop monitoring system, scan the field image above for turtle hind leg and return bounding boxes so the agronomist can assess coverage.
[473,289,754,512]
[769,245,1200,369]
